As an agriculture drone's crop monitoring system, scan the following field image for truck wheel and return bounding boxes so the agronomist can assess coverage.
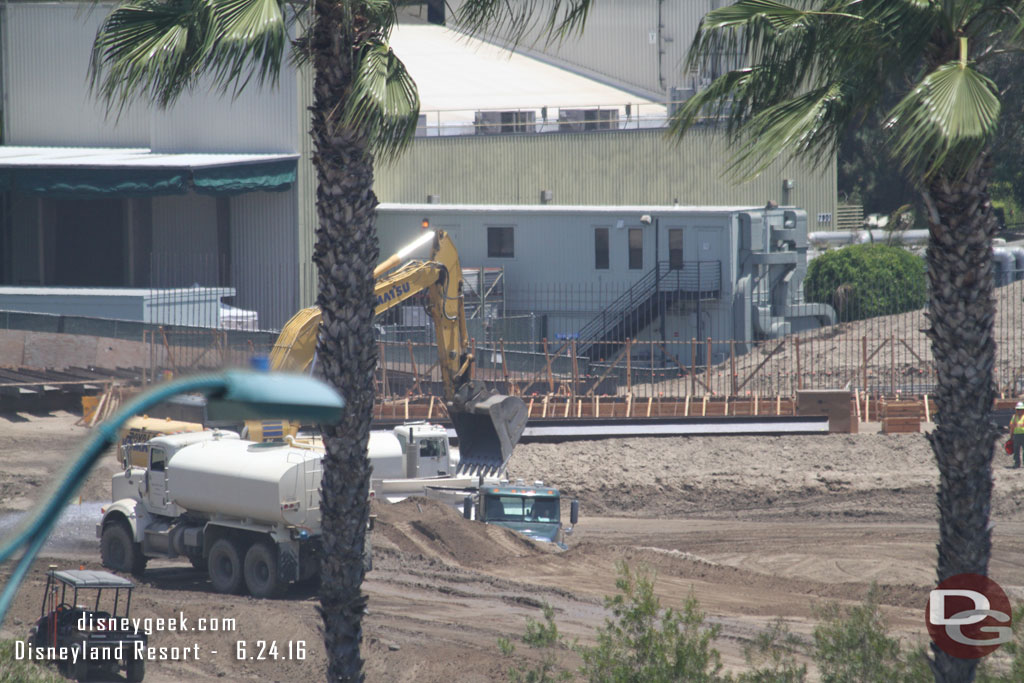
[208,538,244,594]
[243,542,283,598]
[125,656,145,682]
[101,522,147,576]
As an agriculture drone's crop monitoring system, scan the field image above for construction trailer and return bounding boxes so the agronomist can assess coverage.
[375,204,836,365]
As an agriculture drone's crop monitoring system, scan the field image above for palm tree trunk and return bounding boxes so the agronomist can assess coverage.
[921,154,999,683]
[310,4,377,681]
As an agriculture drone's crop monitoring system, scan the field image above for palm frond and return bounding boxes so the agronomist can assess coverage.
[730,82,848,178]
[204,0,288,94]
[339,40,420,163]
[452,0,594,48]
[90,0,215,109]
[886,60,1001,180]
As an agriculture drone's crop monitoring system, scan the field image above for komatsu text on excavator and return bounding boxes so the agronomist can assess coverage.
[260,229,528,475]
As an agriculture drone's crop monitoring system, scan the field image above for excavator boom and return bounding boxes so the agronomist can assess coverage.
[268,230,526,474]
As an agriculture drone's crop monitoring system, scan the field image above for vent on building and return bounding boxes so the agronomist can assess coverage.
[557,108,619,132]
[474,110,537,135]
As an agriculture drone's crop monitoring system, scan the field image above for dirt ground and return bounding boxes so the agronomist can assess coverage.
[2,412,1024,681]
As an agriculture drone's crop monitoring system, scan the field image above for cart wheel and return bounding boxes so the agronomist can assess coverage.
[208,538,244,594]
[100,522,147,576]
[70,649,89,681]
[243,542,283,598]
[125,656,145,682]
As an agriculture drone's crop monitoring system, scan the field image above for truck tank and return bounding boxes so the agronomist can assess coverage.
[165,440,322,530]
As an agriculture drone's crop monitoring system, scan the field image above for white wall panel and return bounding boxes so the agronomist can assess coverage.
[230,187,298,329]
[3,4,150,146]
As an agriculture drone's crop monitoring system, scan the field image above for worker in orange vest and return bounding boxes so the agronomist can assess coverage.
[1011,402,1024,468]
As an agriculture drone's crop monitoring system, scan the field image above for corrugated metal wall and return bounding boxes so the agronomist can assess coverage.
[3,3,297,154]
[374,128,837,231]
[445,0,719,98]
[150,195,219,287]
[230,188,299,329]
[2,4,150,146]
[295,62,318,309]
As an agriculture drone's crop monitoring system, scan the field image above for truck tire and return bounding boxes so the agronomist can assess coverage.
[101,522,147,576]
[243,541,283,598]
[208,538,244,594]
[125,656,145,682]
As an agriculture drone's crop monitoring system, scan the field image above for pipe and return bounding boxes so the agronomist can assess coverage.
[1010,247,1024,282]
[807,229,930,248]
[993,247,1015,287]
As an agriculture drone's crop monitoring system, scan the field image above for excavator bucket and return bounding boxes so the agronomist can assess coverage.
[450,381,528,476]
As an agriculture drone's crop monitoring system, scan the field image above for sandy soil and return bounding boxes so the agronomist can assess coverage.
[2,412,1024,681]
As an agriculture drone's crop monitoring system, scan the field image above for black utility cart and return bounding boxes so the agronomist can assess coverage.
[28,568,147,682]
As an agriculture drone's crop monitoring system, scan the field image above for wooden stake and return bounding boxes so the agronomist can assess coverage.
[527,398,535,417]
[647,396,653,417]
[795,337,802,391]
[626,393,633,418]
[865,393,870,422]
[428,395,435,419]
[754,394,759,416]
[730,340,737,396]
[924,393,930,423]
[594,396,599,418]
[626,339,633,395]
[577,399,582,418]
[705,337,712,395]
[404,398,409,421]
[776,394,781,416]
[690,338,697,396]
[542,395,549,418]
[543,338,554,393]
[702,395,708,416]
[564,398,571,418]
[684,394,690,417]
[854,388,861,422]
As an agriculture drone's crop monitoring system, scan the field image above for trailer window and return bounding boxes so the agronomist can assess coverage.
[594,227,609,269]
[487,226,515,258]
[628,228,643,269]
[669,229,683,270]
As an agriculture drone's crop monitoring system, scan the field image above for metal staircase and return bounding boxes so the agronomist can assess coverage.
[576,261,721,360]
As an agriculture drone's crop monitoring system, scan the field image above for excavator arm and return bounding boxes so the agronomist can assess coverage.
[268,230,526,474]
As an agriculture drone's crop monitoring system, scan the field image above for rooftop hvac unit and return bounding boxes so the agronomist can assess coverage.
[557,108,619,132]
[474,110,537,135]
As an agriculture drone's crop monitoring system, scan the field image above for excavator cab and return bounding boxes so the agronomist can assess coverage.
[449,380,528,476]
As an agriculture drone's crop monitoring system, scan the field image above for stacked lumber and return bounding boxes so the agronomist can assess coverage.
[881,400,922,434]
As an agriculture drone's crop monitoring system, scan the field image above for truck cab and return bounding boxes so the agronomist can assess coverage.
[469,481,579,550]
[369,422,456,481]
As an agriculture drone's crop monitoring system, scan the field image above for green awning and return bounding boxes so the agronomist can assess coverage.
[192,159,296,195]
[15,167,188,198]
[0,147,298,198]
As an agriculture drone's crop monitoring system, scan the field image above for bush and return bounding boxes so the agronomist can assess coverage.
[0,640,66,683]
[578,563,725,683]
[804,244,926,321]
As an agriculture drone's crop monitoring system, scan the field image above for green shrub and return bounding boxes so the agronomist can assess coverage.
[497,603,573,683]
[805,244,926,321]
[577,562,725,683]
[812,589,930,683]
[0,640,66,683]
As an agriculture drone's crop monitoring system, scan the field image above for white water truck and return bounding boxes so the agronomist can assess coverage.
[98,431,360,597]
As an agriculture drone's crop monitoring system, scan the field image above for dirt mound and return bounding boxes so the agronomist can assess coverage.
[372,497,547,568]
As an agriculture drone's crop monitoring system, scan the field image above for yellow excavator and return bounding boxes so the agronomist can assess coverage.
[252,229,528,474]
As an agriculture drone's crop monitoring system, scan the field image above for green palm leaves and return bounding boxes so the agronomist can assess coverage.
[90,0,419,159]
[670,0,1015,184]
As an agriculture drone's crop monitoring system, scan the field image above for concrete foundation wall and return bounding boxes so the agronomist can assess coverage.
[0,329,155,370]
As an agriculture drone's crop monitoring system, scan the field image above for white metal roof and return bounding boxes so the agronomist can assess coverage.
[389,24,663,115]
[378,203,773,215]
[0,146,299,169]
